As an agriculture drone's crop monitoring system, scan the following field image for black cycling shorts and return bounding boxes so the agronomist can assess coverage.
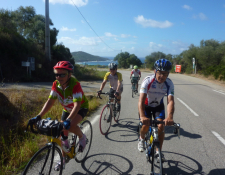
[109,87,123,98]
[144,103,165,120]
[61,108,88,121]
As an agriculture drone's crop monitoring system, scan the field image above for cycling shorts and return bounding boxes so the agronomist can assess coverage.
[144,103,165,120]
[109,87,123,98]
[61,108,88,121]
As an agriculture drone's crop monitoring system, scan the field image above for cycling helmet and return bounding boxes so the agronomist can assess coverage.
[53,61,74,71]
[134,65,138,69]
[108,62,117,70]
[154,59,172,72]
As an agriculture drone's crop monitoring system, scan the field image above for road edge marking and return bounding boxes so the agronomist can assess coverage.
[212,131,225,146]
[177,98,199,116]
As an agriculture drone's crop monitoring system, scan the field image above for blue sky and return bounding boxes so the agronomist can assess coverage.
[1,0,225,58]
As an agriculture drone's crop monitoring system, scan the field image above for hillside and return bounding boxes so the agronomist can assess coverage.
[72,51,109,62]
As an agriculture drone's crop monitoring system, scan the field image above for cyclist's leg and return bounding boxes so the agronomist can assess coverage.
[153,103,165,150]
[116,87,123,111]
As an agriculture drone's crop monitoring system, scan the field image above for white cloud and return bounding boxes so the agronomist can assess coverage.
[134,15,173,28]
[105,32,117,37]
[182,5,192,10]
[149,42,163,48]
[48,0,88,7]
[114,38,119,41]
[58,36,99,46]
[121,34,131,38]
[61,26,76,31]
[193,13,207,20]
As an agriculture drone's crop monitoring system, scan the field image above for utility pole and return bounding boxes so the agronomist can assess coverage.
[45,0,51,61]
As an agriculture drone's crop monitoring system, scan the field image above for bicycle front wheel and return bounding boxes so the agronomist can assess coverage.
[151,142,163,175]
[75,120,93,163]
[23,144,63,175]
[114,110,120,123]
[99,105,112,135]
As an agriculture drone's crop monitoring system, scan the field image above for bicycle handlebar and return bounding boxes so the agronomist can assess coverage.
[97,92,110,99]
[140,120,181,138]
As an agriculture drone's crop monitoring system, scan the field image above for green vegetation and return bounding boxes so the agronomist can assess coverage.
[114,52,142,68]
[72,51,109,62]
[0,6,74,82]
[144,39,225,81]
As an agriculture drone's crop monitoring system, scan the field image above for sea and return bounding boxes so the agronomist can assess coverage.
[76,57,145,66]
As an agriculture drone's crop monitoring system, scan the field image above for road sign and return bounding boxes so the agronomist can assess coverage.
[22,62,30,67]
[192,58,195,64]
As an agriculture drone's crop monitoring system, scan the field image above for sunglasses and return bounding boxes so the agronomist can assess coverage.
[54,73,67,78]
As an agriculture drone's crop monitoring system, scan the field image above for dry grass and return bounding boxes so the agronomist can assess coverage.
[0,88,106,175]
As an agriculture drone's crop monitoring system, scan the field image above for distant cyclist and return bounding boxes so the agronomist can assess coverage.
[130,65,141,92]
[138,59,174,162]
[29,61,89,171]
[98,62,123,111]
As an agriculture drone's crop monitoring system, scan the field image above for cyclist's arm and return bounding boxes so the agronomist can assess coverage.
[164,95,174,126]
[67,101,81,121]
[138,93,150,125]
[130,72,133,78]
[99,80,107,91]
[116,80,121,92]
[38,98,56,117]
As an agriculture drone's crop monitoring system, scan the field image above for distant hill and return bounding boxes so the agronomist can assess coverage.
[71,51,109,62]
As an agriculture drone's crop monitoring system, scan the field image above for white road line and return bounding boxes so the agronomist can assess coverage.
[177,98,199,116]
[90,114,100,126]
[213,90,225,95]
[212,131,225,146]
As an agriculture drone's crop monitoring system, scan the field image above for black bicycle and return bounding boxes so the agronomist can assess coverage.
[97,92,120,135]
[131,77,139,98]
[138,119,180,175]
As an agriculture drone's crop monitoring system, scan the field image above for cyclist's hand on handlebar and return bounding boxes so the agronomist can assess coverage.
[63,119,71,130]
[164,117,174,126]
[30,115,41,124]
[97,90,102,94]
[114,91,119,97]
[140,116,150,126]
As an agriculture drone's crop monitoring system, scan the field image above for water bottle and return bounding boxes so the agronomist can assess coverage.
[61,136,71,153]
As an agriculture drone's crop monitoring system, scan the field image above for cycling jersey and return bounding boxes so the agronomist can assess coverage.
[140,74,174,107]
[131,69,141,77]
[104,72,123,91]
[49,77,89,113]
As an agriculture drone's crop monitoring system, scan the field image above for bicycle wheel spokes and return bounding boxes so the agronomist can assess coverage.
[75,120,93,163]
[114,110,120,123]
[151,143,163,175]
[99,105,112,135]
[23,145,63,175]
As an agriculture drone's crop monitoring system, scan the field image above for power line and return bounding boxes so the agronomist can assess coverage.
[70,0,120,52]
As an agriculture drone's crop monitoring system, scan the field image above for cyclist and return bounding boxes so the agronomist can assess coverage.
[130,65,141,92]
[97,62,123,111]
[29,61,89,171]
[138,58,174,162]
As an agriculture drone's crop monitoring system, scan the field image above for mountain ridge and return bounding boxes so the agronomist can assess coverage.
[71,51,110,62]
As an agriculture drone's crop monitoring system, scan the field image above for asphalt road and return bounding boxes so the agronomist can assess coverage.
[8,70,225,174]
[62,70,225,175]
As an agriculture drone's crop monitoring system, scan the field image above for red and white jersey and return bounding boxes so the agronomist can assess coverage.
[131,69,141,77]
[140,74,174,107]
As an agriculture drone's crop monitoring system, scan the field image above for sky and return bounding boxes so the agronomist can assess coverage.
[1,0,225,58]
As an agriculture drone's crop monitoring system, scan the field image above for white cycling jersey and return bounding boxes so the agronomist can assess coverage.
[131,69,141,77]
[140,74,174,107]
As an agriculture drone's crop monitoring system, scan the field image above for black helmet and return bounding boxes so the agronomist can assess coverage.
[154,59,172,72]
[108,62,117,70]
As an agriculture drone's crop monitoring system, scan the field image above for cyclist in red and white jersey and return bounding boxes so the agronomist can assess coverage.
[138,59,174,162]
[130,65,141,92]
[29,61,89,171]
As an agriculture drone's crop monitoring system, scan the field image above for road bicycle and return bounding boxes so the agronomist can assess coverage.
[138,119,180,175]
[97,91,120,135]
[131,77,139,98]
[22,118,93,175]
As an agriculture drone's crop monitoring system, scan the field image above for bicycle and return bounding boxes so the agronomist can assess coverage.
[22,118,93,175]
[97,91,120,135]
[131,77,139,98]
[138,119,180,175]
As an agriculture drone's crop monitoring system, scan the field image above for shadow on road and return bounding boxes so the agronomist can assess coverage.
[72,153,133,175]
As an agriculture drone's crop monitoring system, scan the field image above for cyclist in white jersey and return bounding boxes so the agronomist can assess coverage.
[130,65,141,92]
[98,62,123,111]
[138,59,175,162]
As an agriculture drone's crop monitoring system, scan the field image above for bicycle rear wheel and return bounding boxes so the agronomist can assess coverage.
[75,120,93,163]
[99,105,112,135]
[23,144,63,175]
[150,142,163,175]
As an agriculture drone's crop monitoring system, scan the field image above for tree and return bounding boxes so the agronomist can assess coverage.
[145,52,166,70]
[114,52,142,68]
